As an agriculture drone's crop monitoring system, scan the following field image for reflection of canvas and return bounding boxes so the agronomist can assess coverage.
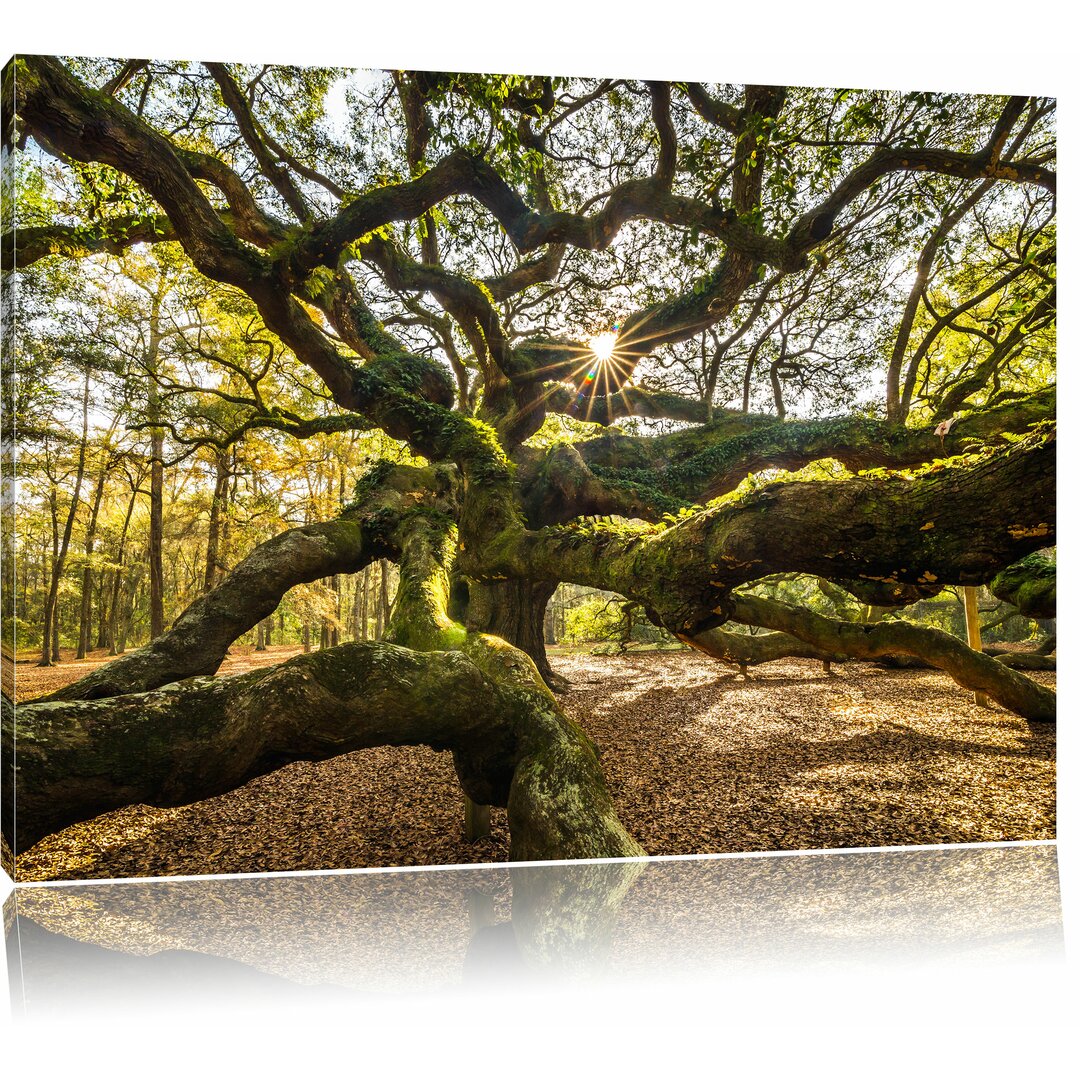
[5,845,1064,1004]
[1,59,1056,882]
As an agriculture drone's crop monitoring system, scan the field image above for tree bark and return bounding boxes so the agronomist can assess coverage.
[48,463,456,701]
[106,483,140,655]
[962,586,990,708]
[202,453,229,593]
[377,560,391,638]
[359,566,370,640]
[688,624,846,671]
[730,594,1054,722]
[4,641,643,863]
[481,427,1055,638]
[990,553,1055,618]
[95,571,109,650]
[466,578,559,687]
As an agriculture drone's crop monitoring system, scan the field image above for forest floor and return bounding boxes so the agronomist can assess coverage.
[11,645,1055,882]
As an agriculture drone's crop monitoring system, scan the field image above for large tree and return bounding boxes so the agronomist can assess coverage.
[1,58,1056,864]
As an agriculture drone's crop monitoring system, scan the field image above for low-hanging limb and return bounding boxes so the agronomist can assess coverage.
[687,623,846,672]
[687,605,1055,675]
[44,463,458,702]
[43,517,379,702]
[2,641,641,861]
[381,507,641,861]
[728,593,1055,722]
[8,505,645,864]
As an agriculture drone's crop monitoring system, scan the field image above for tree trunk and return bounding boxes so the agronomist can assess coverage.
[360,566,370,640]
[962,586,990,708]
[48,516,375,702]
[203,453,229,593]
[106,490,138,655]
[147,295,165,641]
[39,372,91,666]
[95,571,109,650]
[331,574,341,647]
[349,573,363,640]
[76,456,108,659]
[375,560,390,638]
[543,602,557,646]
[466,578,559,686]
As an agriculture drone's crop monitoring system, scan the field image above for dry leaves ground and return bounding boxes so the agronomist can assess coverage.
[11,646,1055,882]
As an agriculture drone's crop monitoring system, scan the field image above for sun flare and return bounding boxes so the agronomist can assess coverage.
[589,331,618,362]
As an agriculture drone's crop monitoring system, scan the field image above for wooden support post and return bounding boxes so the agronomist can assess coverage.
[466,888,496,933]
[464,797,491,841]
[963,586,990,708]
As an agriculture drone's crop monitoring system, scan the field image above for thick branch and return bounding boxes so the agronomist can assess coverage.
[205,62,311,220]
[729,594,1055,722]
[990,553,1056,618]
[15,55,267,285]
[574,386,1054,504]
[4,642,642,861]
[45,463,458,701]
[688,625,845,669]
[8,499,644,864]
[9,215,176,264]
[45,516,380,701]
[473,428,1055,633]
[787,144,1053,255]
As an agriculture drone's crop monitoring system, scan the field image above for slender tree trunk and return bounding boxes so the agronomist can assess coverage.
[116,564,144,655]
[331,574,341,647]
[544,601,557,646]
[963,585,990,708]
[361,566,370,640]
[203,453,228,593]
[349,575,362,639]
[41,490,59,663]
[107,484,140,655]
[76,456,108,659]
[375,560,389,638]
[39,372,91,667]
[95,572,109,650]
[144,294,167,640]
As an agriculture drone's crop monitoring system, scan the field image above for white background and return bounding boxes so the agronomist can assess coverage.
[1,3,1077,1073]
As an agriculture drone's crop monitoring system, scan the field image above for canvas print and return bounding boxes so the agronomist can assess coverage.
[0,58,1056,882]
